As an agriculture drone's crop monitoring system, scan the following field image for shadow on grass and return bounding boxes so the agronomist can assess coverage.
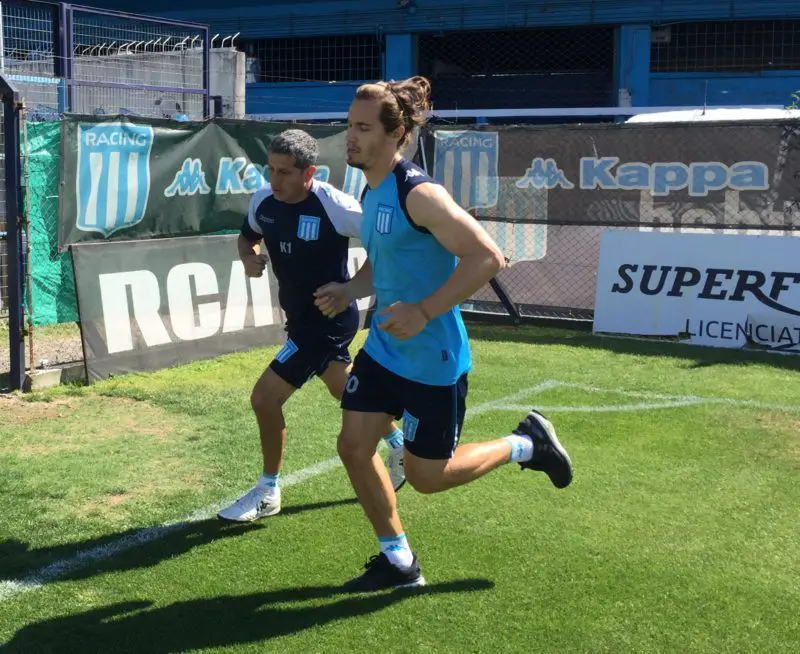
[3,578,494,653]
[0,370,13,394]
[1,499,358,584]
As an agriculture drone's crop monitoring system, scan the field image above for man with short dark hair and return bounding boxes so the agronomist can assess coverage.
[217,129,405,523]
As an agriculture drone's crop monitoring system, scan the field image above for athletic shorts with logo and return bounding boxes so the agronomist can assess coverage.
[270,324,357,389]
[340,350,468,460]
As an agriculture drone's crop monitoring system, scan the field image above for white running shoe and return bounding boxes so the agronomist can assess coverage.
[217,485,281,522]
[386,446,406,492]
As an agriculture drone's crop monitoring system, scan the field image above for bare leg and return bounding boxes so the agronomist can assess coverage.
[337,410,403,538]
[250,367,296,475]
[216,367,297,522]
[403,440,513,494]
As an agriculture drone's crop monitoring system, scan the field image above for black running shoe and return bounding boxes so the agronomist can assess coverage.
[514,410,573,488]
[341,553,426,593]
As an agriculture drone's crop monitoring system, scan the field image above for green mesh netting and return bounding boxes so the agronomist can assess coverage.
[25,121,78,326]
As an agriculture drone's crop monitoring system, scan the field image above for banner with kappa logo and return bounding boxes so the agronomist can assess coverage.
[58,115,380,248]
[424,121,800,317]
[57,115,800,323]
[593,230,800,352]
[426,122,800,234]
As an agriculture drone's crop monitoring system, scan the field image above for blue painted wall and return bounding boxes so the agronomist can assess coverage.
[79,0,800,114]
[247,82,361,115]
[384,34,415,81]
[616,24,651,107]
[650,72,800,107]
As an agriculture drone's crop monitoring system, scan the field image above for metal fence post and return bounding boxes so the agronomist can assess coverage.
[58,2,72,113]
[3,87,24,390]
[202,24,210,118]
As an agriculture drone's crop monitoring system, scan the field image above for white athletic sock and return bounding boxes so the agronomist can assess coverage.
[382,428,404,450]
[257,472,280,499]
[504,434,534,463]
[379,533,414,569]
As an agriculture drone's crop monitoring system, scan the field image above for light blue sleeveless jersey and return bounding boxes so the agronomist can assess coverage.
[360,158,471,386]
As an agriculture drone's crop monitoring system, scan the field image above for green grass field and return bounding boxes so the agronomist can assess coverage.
[1,324,799,653]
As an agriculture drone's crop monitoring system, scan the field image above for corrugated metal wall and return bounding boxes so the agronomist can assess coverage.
[83,1,800,38]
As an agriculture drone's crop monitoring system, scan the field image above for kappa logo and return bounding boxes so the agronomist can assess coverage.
[76,122,154,236]
[405,168,423,181]
[164,158,211,197]
[433,130,499,212]
[516,158,574,190]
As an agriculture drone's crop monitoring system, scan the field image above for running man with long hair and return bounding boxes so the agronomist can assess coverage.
[315,78,573,591]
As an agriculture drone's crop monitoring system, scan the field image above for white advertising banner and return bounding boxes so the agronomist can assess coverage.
[593,231,800,352]
[72,234,373,381]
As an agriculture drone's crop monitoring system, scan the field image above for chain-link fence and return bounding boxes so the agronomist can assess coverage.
[1,0,61,120]
[243,34,381,84]
[69,6,208,119]
[1,1,210,120]
[651,19,800,73]
[0,0,211,387]
[417,26,616,112]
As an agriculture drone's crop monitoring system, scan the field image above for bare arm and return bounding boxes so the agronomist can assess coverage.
[238,233,259,260]
[346,258,374,300]
[407,183,505,320]
[314,259,373,317]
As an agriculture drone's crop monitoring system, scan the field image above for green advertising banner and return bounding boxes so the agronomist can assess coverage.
[58,115,368,247]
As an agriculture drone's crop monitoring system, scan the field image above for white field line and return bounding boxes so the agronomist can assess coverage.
[0,383,554,603]
[492,400,707,414]
[0,457,343,602]
[464,380,561,418]
[551,381,800,414]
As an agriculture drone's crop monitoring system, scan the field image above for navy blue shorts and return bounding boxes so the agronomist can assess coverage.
[269,326,356,389]
[340,350,469,460]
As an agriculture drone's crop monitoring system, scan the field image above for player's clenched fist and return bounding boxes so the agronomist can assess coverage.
[243,253,268,278]
[314,282,353,318]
